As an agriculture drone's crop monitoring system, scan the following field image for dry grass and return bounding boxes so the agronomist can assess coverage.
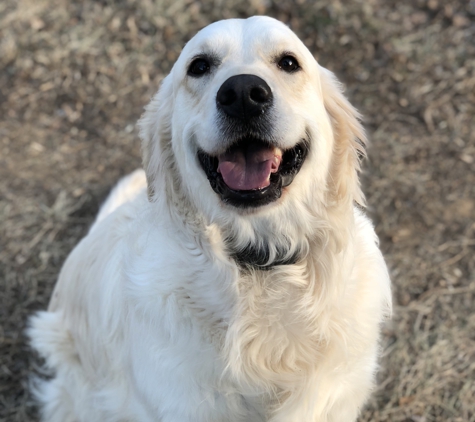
[1,0,474,421]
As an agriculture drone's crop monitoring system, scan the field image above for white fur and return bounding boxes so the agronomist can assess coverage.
[28,16,392,422]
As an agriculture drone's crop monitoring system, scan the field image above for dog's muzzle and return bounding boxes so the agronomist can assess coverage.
[198,74,308,208]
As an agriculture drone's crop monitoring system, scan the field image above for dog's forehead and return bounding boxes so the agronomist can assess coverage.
[181,17,307,61]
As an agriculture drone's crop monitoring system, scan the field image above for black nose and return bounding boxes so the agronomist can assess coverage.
[216,74,273,120]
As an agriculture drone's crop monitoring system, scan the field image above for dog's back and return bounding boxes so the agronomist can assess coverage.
[91,169,147,231]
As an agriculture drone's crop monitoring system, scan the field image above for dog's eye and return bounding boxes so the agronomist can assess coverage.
[188,58,211,76]
[277,56,300,73]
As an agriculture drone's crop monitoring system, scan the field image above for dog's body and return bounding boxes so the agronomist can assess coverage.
[29,17,391,422]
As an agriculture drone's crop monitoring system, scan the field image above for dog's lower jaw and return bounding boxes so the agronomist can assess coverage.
[198,140,309,209]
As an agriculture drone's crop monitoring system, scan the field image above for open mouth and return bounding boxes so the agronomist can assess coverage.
[198,138,308,208]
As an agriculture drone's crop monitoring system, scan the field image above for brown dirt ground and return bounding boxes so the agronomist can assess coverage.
[1,0,474,421]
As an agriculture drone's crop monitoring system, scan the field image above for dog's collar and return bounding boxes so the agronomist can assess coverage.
[230,244,301,271]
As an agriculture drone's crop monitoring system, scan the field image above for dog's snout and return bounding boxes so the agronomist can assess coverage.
[216,74,273,119]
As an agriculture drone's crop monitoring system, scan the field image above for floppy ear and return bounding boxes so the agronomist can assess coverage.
[138,75,174,200]
[319,67,367,206]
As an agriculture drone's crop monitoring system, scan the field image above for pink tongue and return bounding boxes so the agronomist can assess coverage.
[218,143,282,191]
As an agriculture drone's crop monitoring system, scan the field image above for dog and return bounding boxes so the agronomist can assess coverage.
[28,16,392,422]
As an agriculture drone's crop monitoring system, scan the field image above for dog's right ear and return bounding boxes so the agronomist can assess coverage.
[138,75,174,200]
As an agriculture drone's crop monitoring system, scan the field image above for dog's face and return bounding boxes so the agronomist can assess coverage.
[170,17,331,209]
[178,18,322,209]
[140,16,365,266]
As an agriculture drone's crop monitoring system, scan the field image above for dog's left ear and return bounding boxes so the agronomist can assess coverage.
[319,67,367,206]
[138,75,174,200]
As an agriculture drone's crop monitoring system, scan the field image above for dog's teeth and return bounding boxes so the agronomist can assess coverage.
[271,148,282,172]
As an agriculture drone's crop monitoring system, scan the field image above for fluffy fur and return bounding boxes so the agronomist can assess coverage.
[28,16,392,422]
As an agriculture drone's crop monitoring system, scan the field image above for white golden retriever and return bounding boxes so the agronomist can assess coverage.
[29,16,392,422]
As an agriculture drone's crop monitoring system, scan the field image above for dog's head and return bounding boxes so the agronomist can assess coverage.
[140,17,366,266]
